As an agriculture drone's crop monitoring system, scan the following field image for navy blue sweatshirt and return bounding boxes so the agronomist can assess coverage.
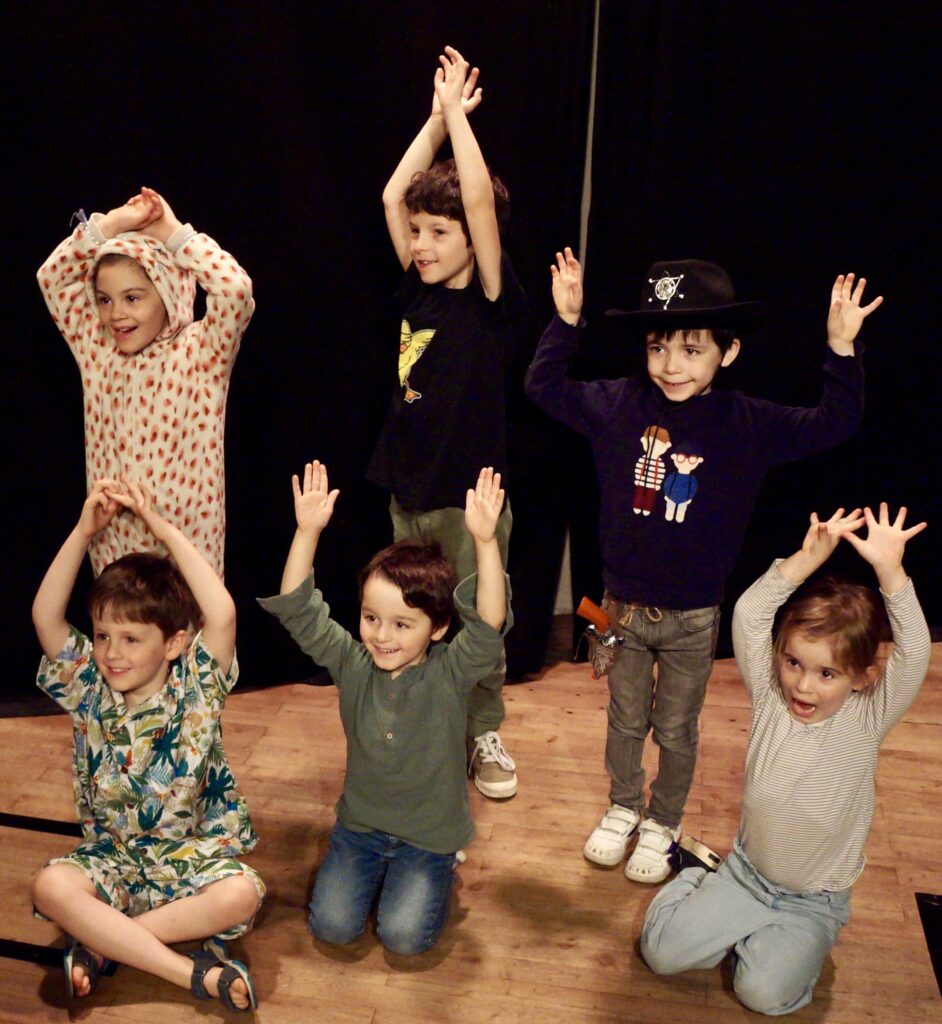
[524,316,864,608]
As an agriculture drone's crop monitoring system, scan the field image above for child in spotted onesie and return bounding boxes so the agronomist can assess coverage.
[31,478,263,1012]
[37,187,254,577]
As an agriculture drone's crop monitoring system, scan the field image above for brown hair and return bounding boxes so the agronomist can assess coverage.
[92,252,147,291]
[90,553,199,639]
[404,158,510,244]
[773,576,889,680]
[358,540,457,631]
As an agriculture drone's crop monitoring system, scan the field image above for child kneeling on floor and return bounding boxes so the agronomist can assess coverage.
[31,480,263,1012]
[641,503,930,1015]
[260,462,510,954]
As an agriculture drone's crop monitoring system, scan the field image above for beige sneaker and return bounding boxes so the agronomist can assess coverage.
[469,731,517,799]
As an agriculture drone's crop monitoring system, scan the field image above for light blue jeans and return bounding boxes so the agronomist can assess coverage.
[641,842,851,1015]
[602,596,720,827]
[308,824,457,955]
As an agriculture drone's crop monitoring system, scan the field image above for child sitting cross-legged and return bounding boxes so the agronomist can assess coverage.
[259,463,510,955]
[641,503,931,1015]
[31,480,263,1012]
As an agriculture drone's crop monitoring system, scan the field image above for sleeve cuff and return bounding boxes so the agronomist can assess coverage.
[167,223,198,254]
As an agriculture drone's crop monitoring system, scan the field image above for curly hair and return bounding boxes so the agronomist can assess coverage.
[404,158,510,244]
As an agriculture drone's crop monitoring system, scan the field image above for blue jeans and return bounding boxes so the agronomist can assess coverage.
[641,842,851,1015]
[308,824,456,955]
[602,596,720,827]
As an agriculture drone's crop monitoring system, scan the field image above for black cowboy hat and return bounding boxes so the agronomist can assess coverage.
[606,259,765,331]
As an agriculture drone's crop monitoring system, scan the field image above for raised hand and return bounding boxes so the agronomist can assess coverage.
[551,247,583,324]
[842,503,926,594]
[105,478,169,540]
[137,187,184,245]
[292,461,340,536]
[799,507,864,562]
[97,192,162,238]
[432,52,481,120]
[827,273,883,354]
[78,479,122,539]
[465,467,504,543]
[434,45,474,116]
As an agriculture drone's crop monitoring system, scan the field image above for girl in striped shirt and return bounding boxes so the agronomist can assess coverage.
[641,503,930,1015]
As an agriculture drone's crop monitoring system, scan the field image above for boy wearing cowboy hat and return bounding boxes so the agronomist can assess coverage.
[525,248,881,884]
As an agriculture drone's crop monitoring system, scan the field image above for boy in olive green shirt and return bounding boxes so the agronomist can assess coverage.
[260,462,510,954]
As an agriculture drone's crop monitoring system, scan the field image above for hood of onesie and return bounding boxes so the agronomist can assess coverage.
[85,232,196,343]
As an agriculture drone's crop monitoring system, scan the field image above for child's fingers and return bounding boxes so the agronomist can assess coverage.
[291,473,302,501]
[902,520,928,540]
[861,295,883,315]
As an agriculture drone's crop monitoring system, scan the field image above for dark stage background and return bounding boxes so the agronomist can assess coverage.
[4,2,939,705]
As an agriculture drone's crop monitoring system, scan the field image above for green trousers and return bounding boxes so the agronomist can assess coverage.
[389,496,512,738]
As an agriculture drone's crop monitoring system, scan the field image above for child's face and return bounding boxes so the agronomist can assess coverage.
[777,630,866,724]
[408,212,474,290]
[92,609,186,707]
[95,261,168,354]
[359,573,448,679]
[645,330,739,402]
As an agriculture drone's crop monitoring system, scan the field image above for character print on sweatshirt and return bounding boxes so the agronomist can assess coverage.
[633,425,671,516]
[399,319,435,403]
[663,440,705,524]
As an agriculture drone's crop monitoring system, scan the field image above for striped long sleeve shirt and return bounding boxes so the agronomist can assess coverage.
[732,561,931,892]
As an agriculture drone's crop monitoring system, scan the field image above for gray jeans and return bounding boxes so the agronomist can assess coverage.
[602,595,720,828]
[390,496,512,737]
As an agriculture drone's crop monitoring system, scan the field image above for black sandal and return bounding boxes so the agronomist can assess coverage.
[187,949,258,1013]
[63,940,110,998]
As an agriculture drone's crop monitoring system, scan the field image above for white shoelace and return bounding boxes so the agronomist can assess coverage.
[473,731,516,771]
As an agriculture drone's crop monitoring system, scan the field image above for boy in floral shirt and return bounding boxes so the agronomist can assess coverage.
[31,479,263,1013]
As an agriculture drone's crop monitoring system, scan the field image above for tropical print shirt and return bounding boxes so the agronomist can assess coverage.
[36,628,256,863]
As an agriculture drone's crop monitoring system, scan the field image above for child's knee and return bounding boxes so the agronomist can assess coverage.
[222,872,265,924]
[31,863,87,916]
[307,904,365,947]
[376,889,449,956]
[376,912,439,955]
[734,964,812,1016]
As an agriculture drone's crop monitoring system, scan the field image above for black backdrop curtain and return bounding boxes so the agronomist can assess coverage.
[4,1,939,705]
[3,2,594,701]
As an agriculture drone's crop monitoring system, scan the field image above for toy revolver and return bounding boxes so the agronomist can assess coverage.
[576,597,624,678]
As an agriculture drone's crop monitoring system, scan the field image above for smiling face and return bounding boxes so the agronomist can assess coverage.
[95,259,168,354]
[359,572,448,678]
[777,630,870,725]
[408,212,475,289]
[92,609,186,707]
[646,329,740,402]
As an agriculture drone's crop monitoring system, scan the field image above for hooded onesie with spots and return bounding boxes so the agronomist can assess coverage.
[38,215,254,577]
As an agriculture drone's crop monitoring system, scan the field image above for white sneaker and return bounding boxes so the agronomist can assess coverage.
[469,731,517,798]
[583,804,641,866]
[625,819,680,883]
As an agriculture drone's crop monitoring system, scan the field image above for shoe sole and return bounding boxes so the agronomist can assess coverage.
[624,863,673,883]
[583,845,629,867]
[473,777,517,799]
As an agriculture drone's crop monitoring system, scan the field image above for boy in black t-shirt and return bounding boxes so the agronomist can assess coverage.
[368,45,526,799]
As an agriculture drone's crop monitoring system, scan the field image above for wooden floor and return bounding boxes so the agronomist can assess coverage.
[1,636,940,1023]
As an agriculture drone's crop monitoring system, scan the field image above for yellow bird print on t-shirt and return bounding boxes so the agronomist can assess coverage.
[398,319,435,403]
